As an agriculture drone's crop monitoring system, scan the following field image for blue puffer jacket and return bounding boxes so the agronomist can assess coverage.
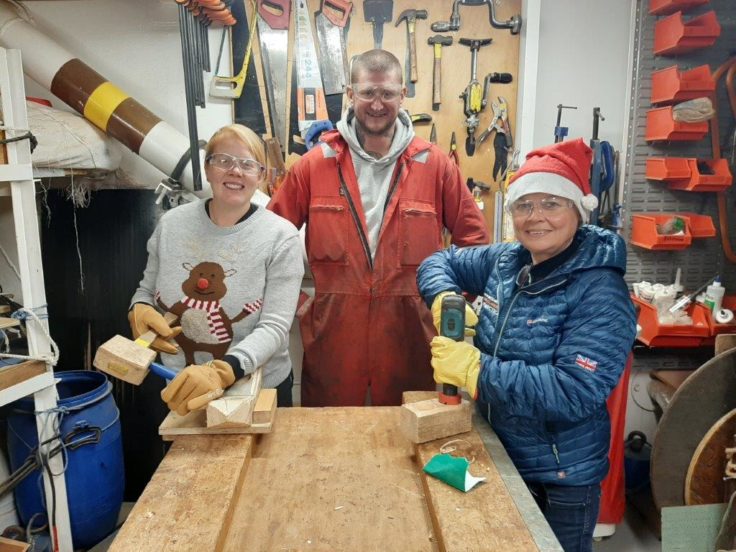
[417,226,637,486]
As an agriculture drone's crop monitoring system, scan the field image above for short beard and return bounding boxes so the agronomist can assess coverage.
[355,118,396,141]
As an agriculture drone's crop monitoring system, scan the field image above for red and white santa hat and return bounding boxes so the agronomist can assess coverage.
[505,138,597,223]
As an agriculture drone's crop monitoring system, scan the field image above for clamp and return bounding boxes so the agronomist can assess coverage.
[478,96,513,181]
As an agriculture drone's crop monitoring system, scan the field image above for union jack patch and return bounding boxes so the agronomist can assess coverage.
[482,294,499,311]
[575,354,598,372]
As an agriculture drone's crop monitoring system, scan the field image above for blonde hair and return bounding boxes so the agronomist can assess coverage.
[205,124,267,169]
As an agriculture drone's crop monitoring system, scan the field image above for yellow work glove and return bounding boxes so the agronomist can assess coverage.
[128,303,182,355]
[430,336,481,400]
[160,359,236,416]
[430,292,479,336]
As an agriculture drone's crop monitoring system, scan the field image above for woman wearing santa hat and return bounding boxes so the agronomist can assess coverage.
[417,138,637,552]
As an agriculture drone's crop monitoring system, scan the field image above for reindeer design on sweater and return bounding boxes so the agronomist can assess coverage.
[157,247,263,364]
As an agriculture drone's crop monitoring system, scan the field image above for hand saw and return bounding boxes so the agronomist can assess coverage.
[257,0,291,151]
[294,0,328,139]
[210,0,258,99]
[314,0,352,96]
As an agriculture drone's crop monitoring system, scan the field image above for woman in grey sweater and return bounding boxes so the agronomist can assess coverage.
[129,124,304,414]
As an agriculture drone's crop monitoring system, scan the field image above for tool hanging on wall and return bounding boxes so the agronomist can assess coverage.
[431,0,521,35]
[589,107,616,226]
[429,123,437,145]
[449,131,460,166]
[395,9,427,99]
[478,94,513,181]
[458,37,493,157]
[315,0,353,96]
[176,0,237,190]
[294,0,329,139]
[264,136,286,195]
[363,0,393,49]
[210,0,258,99]
[257,0,291,152]
[466,177,490,211]
[428,35,452,111]
[553,103,577,143]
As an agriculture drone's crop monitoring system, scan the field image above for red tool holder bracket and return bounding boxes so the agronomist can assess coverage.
[649,0,709,17]
[633,295,711,348]
[645,106,709,141]
[630,212,715,250]
[646,158,732,192]
[650,64,715,105]
[653,11,721,56]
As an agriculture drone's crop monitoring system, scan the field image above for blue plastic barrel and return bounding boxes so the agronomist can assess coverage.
[6,370,124,549]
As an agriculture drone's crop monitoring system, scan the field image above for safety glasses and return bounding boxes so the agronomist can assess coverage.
[206,153,266,177]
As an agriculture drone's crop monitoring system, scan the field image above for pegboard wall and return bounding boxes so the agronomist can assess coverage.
[623,0,736,373]
[231,0,521,235]
[623,0,736,291]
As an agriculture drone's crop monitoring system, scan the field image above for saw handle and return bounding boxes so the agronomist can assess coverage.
[258,0,291,30]
[322,0,352,27]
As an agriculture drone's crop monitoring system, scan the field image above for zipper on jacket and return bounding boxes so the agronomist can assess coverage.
[491,277,569,357]
[382,162,405,214]
[337,163,373,271]
[552,443,561,465]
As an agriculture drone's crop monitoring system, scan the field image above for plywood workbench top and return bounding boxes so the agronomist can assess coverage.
[109,406,561,552]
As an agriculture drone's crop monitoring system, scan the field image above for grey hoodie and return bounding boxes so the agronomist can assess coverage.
[336,109,415,258]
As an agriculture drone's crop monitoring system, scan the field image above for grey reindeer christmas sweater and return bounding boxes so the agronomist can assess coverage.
[130,200,304,388]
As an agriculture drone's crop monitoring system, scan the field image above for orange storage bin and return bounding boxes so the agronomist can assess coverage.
[653,11,721,56]
[646,158,732,192]
[650,65,715,105]
[630,214,692,250]
[646,107,709,141]
[649,0,709,16]
[633,295,711,348]
[680,212,716,238]
[695,295,736,337]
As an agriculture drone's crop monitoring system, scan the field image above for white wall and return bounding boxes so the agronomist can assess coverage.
[517,0,635,157]
[19,0,233,188]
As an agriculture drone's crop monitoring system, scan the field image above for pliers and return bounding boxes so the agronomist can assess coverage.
[449,131,460,166]
[478,97,513,181]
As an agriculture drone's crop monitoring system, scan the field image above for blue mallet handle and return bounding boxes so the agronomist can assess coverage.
[150,362,178,381]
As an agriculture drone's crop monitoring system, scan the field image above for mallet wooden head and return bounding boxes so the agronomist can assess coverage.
[93,334,158,385]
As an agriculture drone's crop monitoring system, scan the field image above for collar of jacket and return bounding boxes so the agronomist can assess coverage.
[320,126,432,162]
[496,225,628,294]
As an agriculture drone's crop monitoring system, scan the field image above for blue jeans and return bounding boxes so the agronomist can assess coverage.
[526,482,601,552]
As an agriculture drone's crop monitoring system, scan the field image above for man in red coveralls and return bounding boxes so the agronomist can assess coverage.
[269,49,488,406]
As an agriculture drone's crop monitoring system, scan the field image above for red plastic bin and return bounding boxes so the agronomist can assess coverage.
[630,214,692,250]
[646,158,732,192]
[695,296,736,337]
[650,65,715,105]
[649,0,709,16]
[646,107,709,141]
[654,11,721,56]
[633,295,711,348]
[680,212,716,238]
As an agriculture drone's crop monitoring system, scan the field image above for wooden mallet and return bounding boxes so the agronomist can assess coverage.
[93,313,178,385]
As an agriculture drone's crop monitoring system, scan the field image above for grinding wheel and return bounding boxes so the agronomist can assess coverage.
[651,347,736,510]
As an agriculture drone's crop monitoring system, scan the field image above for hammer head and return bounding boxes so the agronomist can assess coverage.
[428,34,453,47]
[395,8,428,26]
[93,334,156,386]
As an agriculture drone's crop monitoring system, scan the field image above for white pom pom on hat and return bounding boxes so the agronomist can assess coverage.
[505,138,597,223]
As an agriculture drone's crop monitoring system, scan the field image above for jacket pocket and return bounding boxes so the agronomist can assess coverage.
[398,200,441,266]
[308,200,349,264]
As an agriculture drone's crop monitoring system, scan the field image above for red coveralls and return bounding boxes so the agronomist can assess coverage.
[269,131,489,406]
